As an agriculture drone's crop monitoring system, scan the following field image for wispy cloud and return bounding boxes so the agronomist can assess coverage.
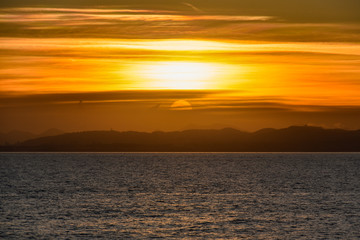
[1,7,359,42]
[1,38,359,56]
[182,2,203,13]
[0,90,224,107]
[0,7,273,24]
[3,7,173,14]
[3,90,360,116]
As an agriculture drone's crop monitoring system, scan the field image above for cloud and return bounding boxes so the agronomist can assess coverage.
[182,2,203,13]
[3,89,360,114]
[0,7,273,24]
[1,7,359,42]
[5,7,172,14]
[2,0,359,22]
[1,38,360,56]
[0,90,227,107]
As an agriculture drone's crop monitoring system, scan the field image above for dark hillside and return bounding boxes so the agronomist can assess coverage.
[2,126,360,152]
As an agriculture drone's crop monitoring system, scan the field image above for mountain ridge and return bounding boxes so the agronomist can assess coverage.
[1,126,360,152]
[0,128,65,145]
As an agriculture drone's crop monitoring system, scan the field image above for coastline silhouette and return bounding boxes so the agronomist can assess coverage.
[1,126,359,152]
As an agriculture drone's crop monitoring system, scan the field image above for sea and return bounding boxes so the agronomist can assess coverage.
[1,153,359,239]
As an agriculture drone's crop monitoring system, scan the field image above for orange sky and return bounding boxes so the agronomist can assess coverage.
[1,1,360,132]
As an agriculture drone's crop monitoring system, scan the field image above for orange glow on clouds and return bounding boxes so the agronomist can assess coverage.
[1,5,360,132]
[1,38,360,55]
[1,37,360,105]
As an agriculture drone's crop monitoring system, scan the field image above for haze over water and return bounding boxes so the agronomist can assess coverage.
[1,153,359,239]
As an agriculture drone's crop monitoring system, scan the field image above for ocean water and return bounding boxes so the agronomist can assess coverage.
[1,153,360,239]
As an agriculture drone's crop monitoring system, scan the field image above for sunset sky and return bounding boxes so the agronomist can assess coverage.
[1,0,360,132]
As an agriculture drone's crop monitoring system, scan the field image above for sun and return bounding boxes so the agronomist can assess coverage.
[170,100,193,110]
[141,61,217,89]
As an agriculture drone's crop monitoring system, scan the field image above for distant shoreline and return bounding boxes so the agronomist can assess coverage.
[1,125,360,153]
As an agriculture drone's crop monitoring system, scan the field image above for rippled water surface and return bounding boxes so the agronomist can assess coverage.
[1,153,360,239]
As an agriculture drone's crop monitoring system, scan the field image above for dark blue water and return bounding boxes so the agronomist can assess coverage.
[1,153,360,239]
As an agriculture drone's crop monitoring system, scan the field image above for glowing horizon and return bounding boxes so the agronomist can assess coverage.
[1,2,360,132]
